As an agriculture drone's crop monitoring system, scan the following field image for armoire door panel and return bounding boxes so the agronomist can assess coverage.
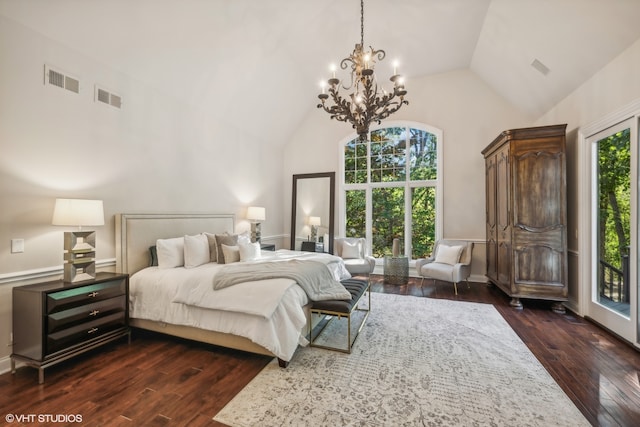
[513,151,566,229]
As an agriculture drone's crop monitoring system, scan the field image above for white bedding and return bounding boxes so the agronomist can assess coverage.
[129,249,351,361]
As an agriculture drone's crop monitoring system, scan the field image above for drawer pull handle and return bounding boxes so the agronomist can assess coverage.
[88,291,99,298]
[87,327,99,334]
[89,310,100,317]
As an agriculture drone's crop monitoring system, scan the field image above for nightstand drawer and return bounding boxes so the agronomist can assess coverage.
[47,279,126,314]
[47,295,126,334]
[47,312,126,355]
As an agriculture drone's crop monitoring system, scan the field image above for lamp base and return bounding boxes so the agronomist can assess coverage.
[251,222,262,244]
[64,261,96,283]
[63,230,97,283]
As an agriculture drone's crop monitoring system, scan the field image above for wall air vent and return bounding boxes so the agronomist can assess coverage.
[94,85,122,109]
[44,65,80,93]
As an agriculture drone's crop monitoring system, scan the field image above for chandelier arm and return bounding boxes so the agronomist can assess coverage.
[360,0,364,47]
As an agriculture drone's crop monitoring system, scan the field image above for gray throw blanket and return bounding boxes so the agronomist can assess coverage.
[213,259,352,301]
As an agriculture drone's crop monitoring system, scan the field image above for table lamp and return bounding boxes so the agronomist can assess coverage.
[52,198,104,282]
[309,216,321,242]
[247,206,265,243]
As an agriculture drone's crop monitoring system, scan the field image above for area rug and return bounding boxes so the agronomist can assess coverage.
[214,293,590,426]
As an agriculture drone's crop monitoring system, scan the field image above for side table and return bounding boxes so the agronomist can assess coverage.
[384,256,409,285]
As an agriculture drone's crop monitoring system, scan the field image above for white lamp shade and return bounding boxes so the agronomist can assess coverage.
[309,216,322,226]
[247,206,266,221]
[52,199,105,226]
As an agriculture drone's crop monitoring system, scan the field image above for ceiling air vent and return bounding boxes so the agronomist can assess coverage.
[95,85,122,109]
[531,59,550,76]
[44,65,80,93]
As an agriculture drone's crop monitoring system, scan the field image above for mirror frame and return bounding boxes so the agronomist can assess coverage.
[290,172,335,254]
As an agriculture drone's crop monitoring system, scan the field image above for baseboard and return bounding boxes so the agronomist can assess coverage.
[469,274,488,283]
[0,355,16,376]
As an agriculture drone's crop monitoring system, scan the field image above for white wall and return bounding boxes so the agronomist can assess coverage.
[534,38,640,313]
[0,16,285,365]
[283,69,533,278]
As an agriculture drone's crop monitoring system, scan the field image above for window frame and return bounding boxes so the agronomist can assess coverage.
[338,120,443,264]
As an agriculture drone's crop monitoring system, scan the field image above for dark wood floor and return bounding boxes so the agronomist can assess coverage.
[2,276,639,426]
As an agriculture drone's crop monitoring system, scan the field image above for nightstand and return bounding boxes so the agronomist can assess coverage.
[11,272,130,383]
[260,243,276,251]
[301,242,324,252]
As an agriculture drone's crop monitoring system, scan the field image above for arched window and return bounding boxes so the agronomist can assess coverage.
[339,121,443,261]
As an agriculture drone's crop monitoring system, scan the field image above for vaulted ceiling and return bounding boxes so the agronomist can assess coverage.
[2,0,640,144]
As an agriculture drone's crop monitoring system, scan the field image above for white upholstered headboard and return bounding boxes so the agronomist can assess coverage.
[115,213,235,275]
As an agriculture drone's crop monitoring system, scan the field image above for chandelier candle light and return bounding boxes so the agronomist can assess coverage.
[317,0,408,141]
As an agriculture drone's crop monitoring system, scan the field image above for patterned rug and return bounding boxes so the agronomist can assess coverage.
[214,293,589,426]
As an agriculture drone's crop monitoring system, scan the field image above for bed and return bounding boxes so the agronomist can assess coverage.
[115,213,351,367]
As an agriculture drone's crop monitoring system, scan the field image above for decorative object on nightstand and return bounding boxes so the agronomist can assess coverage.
[247,206,265,243]
[309,216,321,241]
[52,198,104,283]
[11,272,130,384]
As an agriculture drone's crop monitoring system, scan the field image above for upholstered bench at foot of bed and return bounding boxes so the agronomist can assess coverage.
[308,278,370,353]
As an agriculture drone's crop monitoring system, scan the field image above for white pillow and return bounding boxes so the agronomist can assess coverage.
[221,244,240,264]
[237,231,251,245]
[341,240,361,259]
[434,244,464,265]
[239,242,261,261]
[156,237,185,269]
[184,234,210,268]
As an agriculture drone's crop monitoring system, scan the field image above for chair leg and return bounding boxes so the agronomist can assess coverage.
[420,277,424,286]
[454,281,458,295]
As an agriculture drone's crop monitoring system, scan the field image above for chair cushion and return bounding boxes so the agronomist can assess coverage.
[343,258,373,274]
[420,262,454,281]
[434,244,464,265]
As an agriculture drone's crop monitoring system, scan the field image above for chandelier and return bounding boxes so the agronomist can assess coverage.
[317,0,408,142]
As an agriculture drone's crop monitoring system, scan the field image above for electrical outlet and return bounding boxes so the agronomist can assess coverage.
[11,238,24,253]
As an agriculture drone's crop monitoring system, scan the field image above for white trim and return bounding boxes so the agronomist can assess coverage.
[0,355,16,376]
[0,258,116,285]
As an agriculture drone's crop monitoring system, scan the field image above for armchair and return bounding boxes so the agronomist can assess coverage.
[415,240,474,295]
[334,237,376,283]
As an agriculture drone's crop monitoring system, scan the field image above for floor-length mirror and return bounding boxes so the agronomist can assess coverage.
[291,172,335,253]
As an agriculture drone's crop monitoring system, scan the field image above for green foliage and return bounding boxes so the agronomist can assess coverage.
[597,128,630,269]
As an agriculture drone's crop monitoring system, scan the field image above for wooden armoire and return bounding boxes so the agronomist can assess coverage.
[482,124,568,312]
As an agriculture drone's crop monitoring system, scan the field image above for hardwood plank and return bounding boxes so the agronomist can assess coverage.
[1,275,639,426]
